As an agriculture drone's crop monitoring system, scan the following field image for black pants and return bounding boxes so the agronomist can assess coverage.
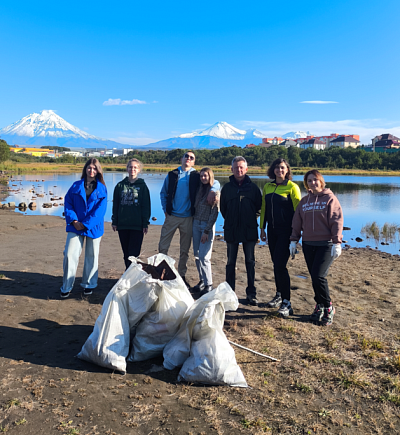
[226,241,256,297]
[267,228,291,301]
[302,243,334,307]
[118,229,144,270]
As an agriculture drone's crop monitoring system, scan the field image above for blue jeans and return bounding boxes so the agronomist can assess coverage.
[226,241,257,297]
[192,219,215,286]
[61,232,102,293]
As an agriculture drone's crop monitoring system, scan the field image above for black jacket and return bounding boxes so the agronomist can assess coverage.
[220,175,262,243]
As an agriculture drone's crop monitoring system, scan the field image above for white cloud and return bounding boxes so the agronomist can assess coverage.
[300,101,338,104]
[240,119,400,144]
[103,98,147,106]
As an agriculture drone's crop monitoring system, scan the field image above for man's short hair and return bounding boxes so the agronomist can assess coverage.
[231,156,247,167]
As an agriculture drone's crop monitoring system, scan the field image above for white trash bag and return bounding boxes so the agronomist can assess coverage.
[78,254,192,373]
[128,254,194,362]
[163,282,247,387]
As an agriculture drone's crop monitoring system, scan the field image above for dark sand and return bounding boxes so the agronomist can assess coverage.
[1,209,400,434]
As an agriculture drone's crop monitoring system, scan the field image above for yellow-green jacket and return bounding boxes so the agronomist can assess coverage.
[260,179,301,231]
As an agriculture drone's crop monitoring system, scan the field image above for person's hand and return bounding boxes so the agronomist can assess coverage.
[260,228,267,242]
[112,225,117,232]
[289,241,297,258]
[331,244,342,260]
[73,221,85,231]
[201,233,208,244]
[207,190,218,206]
[143,227,148,235]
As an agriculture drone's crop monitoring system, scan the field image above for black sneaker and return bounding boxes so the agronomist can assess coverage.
[321,304,335,326]
[191,280,205,292]
[83,289,93,296]
[277,299,293,318]
[247,295,259,306]
[60,290,71,299]
[199,285,213,296]
[310,304,324,324]
[266,292,282,308]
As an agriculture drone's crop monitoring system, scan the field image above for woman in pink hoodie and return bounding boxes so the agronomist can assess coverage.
[290,170,343,326]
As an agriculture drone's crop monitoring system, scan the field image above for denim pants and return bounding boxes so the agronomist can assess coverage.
[192,219,214,286]
[226,241,257,297]
[267,228,292,301]
[61,232,101,293]
[302,242,334,307]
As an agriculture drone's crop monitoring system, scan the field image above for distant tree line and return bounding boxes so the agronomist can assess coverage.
[117,145,400,171]
[4,140,400,171]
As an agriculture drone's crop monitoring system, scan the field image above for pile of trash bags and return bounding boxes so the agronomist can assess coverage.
[78,253,247,387]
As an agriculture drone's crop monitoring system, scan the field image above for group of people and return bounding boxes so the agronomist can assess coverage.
[60,152,343,326]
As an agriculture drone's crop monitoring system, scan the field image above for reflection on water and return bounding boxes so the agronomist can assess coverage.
[3,173,400,255]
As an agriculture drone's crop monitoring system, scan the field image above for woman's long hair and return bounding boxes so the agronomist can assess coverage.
[199,167,214,197]
[267,158,292,181]
[81,158,106,186]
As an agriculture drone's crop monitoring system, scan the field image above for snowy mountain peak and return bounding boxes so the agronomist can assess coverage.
[178,121,266,140]
[0,110,97,140]
[282,131,309,139]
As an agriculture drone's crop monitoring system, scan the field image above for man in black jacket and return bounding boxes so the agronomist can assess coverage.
[220,156,262,305]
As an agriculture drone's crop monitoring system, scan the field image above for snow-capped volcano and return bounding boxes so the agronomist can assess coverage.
[0,110,122,148]
[178,121,266,140]
[0,110,97,139]
[282,131,309,139]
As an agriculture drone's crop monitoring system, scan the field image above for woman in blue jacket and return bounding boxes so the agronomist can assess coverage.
[61,158,107,298]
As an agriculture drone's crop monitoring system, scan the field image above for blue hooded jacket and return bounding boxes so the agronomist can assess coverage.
[64,179,107,239]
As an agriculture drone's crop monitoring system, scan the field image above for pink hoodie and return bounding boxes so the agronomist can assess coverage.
[290,188,343,244]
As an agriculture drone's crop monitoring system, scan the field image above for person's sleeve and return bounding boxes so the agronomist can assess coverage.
[259,184,267,229]
[290,204,303,242]
[81,187,108,231]
[111,184,119,226]
[160,174,169,213]
[64,186,78,224]
[328,196,343,244]
[220,186,226,219]
[255,185,262,218]
[204,205,219,234]
[141,184,151,228]
[291,183,302,211]
[210,179,220,192]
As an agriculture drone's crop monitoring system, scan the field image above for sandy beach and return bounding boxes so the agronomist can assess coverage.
[1,209,400,434]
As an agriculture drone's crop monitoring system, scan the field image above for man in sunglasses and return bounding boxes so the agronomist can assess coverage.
[159,151,220,287]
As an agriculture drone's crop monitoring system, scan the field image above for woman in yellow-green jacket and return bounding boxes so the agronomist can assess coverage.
[260,158,301,318]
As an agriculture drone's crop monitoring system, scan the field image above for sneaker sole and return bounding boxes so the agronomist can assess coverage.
[279,308,294,318]
[83,290,93,296]
[60,291,71,299]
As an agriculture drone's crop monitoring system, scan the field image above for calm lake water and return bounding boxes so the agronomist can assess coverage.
[3,172,400,255]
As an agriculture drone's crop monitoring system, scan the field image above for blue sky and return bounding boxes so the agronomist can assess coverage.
[1,0,399,145]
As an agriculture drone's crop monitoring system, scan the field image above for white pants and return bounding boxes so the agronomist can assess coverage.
[61,232,101,293]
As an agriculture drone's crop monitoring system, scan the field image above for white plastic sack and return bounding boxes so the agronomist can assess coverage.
[77,254,191,373]
[163,282,247,387]
[128,254,194,361]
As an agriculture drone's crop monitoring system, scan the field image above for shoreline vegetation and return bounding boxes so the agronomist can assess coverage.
[2,161,400,176]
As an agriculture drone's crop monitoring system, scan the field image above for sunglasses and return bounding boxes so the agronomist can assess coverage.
[184,154,195,160]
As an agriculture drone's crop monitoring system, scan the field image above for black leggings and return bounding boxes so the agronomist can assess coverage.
[302,243,334,307]
[267,228,291,301]
[118,229,144,269]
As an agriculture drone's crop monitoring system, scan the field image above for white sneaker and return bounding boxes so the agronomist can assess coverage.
[278,299,293,318]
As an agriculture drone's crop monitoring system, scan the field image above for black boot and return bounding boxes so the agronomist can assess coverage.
[191,280,205,292]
